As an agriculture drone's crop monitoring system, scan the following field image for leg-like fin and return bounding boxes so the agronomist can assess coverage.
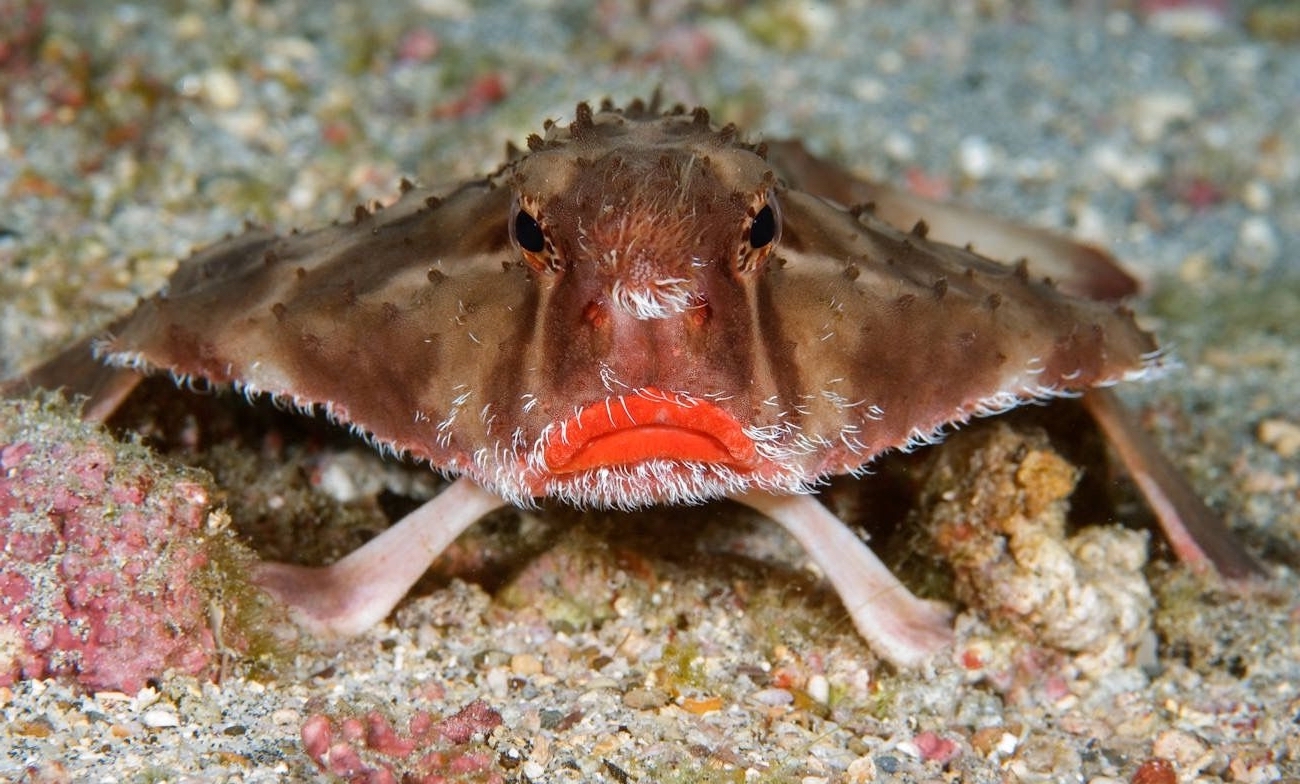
[1082,389,1263,580]
[254,476,506,636]
[734,490,953,667]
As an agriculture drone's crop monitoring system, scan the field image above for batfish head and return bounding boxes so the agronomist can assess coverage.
[500,103,801,505]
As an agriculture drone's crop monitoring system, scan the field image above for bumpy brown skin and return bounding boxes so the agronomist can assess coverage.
[9,100,1259,666]
[45,101,1153,506]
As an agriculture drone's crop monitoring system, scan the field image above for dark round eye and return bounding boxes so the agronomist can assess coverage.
[514,209,546,253]
[749,204,777,249]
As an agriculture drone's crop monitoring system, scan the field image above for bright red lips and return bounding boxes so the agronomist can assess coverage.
[542,388,759,474]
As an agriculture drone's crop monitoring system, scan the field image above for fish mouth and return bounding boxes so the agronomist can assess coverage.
[542,388,759,474]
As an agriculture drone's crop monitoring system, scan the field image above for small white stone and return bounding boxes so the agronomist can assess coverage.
[750,687,794,706]
[201,69,242,110]
[995,732,1019,755]
[288,180,321,212]
[1235,216,1279,270]
[130,687,160,711]
[1071,203,1111,246]
[1242,180,1273,212]
[317,450,386,503]
[883,130,915,161]
[141,709,180,728]
[1152,728,1210,766]
[485,666,510,698]
[851,77,887,103]
[958,136,996,180]
[270,708,302,725]
[1128,91,1195,143]
[806,674,830,704]
[1146,7,1226,39]
[1090,144,1162,190]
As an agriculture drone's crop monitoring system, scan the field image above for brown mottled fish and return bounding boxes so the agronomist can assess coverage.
[9,99,1259,666]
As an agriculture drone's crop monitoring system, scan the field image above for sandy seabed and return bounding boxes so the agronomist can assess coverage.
[2,2,1298,781]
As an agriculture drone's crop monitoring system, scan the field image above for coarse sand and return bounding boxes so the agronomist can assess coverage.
[2,2,1298,781]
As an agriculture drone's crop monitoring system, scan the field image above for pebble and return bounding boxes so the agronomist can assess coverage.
[12,718,55,738]
[751,688,794,706]
[141,709,181,728]
[1131,757,1178,784]
[200,69,243,110]
[1258,418,1300,458]
[1128,91,1196,143]
[1235,216,1280,270]
[882,130,915,161]
[316,451,386,502]
[1071,203,1111,246]
[957,136,997,180]
[1090,143,1162,190]
[844,756,877,782]
[851,77,887,104]
[621,687,669,710]
[484,666,510,697]
[1152,729,1211,769]
[511,653,544,676]
[1241,180,1272,212]
[971,726,1020,757]
[806,674,830,705]
[1145,6,1228,39]
[173,13,207,42]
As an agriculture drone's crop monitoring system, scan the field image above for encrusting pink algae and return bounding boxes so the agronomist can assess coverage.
[0,397,253,692]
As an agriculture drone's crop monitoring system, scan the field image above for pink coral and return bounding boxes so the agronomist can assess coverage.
[0,399,242,692]
[302,700,504,783]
